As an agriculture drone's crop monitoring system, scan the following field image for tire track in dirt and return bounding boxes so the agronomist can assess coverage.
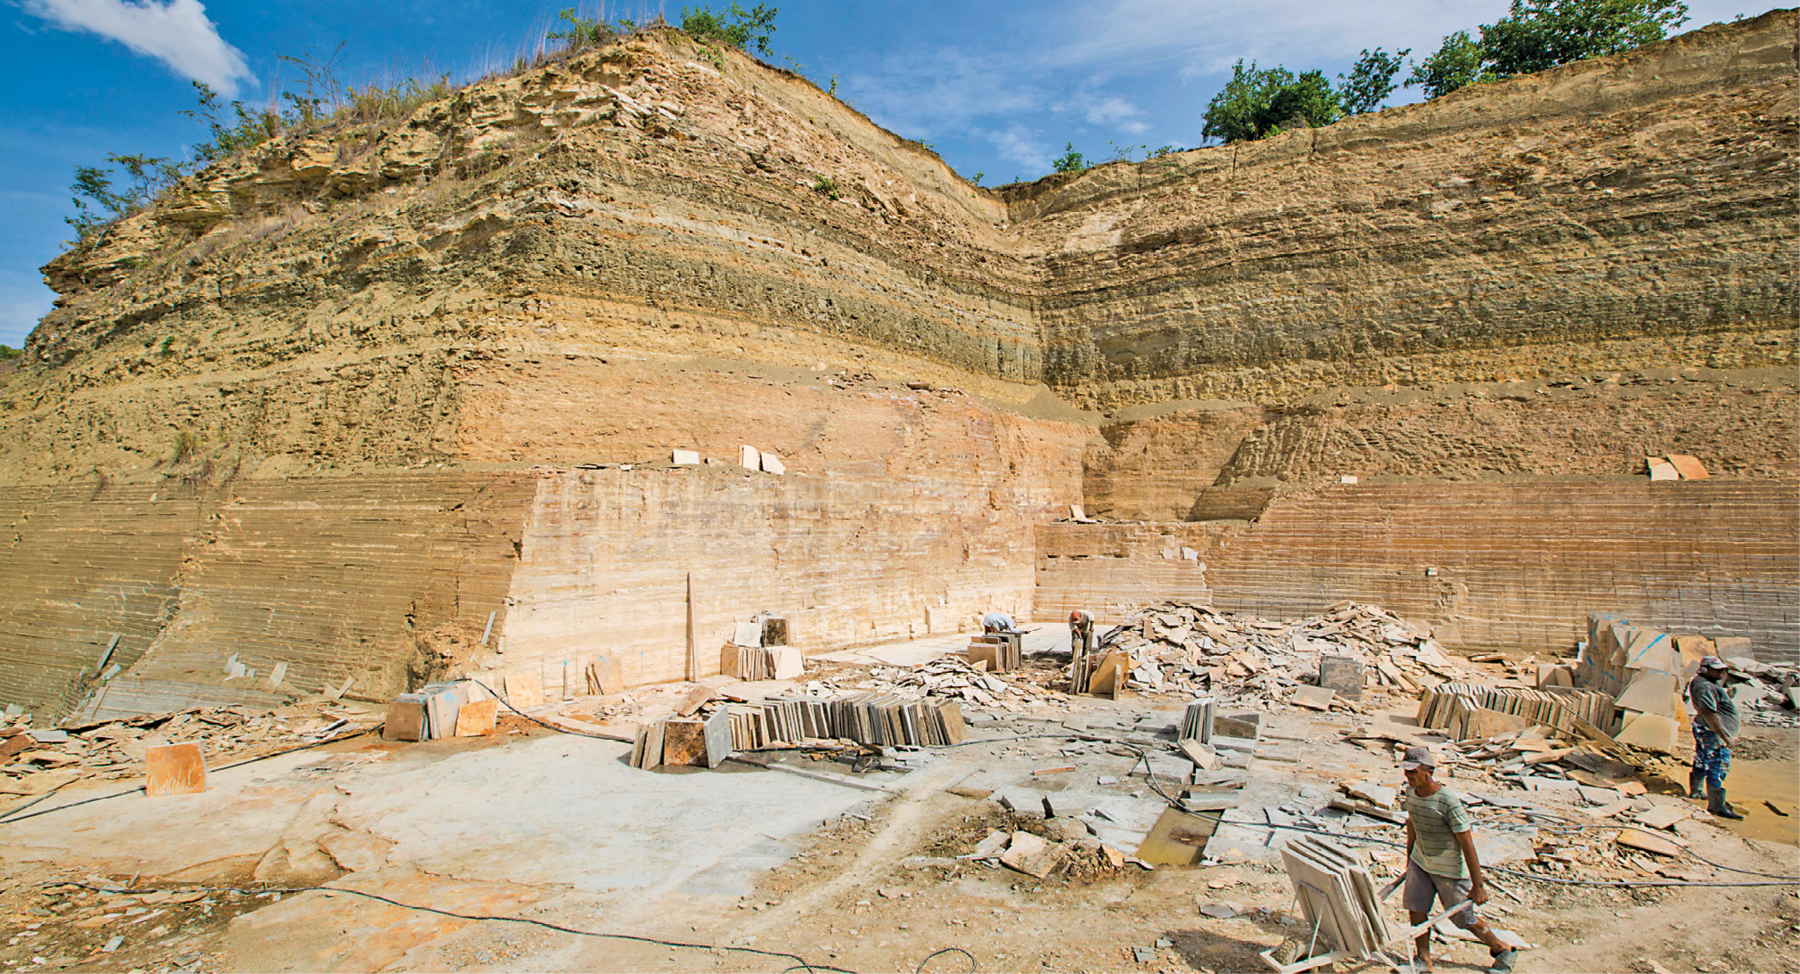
[725,756,974,941]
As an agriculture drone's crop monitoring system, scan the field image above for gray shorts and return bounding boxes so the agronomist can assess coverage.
[1402,860,1478,928]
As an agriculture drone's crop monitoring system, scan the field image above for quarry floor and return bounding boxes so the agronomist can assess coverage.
[0,642,1796,974]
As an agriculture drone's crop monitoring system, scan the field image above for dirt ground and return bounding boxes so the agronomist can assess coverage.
[1,656,1796,974]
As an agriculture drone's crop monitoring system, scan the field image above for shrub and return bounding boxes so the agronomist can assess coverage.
[1051,143,1087,173]
[171,430,198,464]
[66,153,186,246]
[679,3,778,57]
[813,174,839,199]
[547,9,620,52]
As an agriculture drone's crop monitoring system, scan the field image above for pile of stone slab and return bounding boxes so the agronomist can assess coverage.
[1737,657,1800,727]
[719,644,804,681]
[636,689,971,763]
[383,681,500,741]
[1416,682,1617,741]
[1275,834,1397,967]
[631,708,730,769]
[965,632,1022,673]
[1576,613,1798,747]
[1096,600,1480,704]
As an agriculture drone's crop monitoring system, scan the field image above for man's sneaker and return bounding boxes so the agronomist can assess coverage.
[1487,948,1518,973]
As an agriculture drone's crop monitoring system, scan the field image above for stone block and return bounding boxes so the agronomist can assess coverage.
[1178,739,1219,770]
[1615,671,1678,717]
[1614,712,1677,753]
[145,742,207,797]
[671,449,700,465]
[661,718,710,766]
[1318,655,1364,699]
[759,451,786,475]
[1000,831,1058,878]
[1212,713,1261,739]
[454,698,498,736]
[1290,686,1335,710]
[1712,636,1752,658]
[1136,806,1222,866]
[587,657,624,695]
[1465,707,1529,740]
[383,694,428,741]
[739,445,760,469]
[504,671,544,709]
[769,647,803,680]
[1666,455,1709,480]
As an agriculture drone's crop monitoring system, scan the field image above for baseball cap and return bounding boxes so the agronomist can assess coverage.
[1400,746,1436,771]
[1699,656,1729,671]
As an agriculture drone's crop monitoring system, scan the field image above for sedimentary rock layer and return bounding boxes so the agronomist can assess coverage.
[1037,480,1800,661]
[0,15,1794,716]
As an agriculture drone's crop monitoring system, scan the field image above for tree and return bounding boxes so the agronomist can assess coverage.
[1483,0,1688,76]
[1337,47,1410,114]
[67,153,185,245]
[1406,31,1490,99]
[1051,143,1086,173]
[679,3,778,57]
[1409,0,1689,98]
[1202,61,1342,144]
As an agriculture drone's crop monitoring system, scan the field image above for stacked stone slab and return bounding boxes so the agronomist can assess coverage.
[1577,613,1715,753]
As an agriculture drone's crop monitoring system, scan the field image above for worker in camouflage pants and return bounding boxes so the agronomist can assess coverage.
[1687,656,1743,820]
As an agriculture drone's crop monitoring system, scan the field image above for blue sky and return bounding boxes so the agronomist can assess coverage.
[0,0,1771,349]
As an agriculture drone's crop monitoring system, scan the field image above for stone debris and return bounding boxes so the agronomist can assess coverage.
[1095,600,1483,708]
[0,701,380,799]
[831,657,1047,712]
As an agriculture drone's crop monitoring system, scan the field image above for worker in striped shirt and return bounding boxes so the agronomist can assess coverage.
[1401,746,1518,974]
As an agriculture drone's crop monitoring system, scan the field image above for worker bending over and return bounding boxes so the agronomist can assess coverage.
[1068,609,1094,654]
[981,611,1016,634]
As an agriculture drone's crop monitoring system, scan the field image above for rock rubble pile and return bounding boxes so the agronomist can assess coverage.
[1099,600,1481,704]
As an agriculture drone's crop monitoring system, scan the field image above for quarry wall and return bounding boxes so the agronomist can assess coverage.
[0,15,1795,718]
[0,487,199,719]
[1036,480,1800,662]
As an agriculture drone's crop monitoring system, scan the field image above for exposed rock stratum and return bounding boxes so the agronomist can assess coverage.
[1,15,1794,719]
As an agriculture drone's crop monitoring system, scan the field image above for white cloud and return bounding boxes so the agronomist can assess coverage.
[24,0,254,97]
[986,124,1051,172]
[842,46,1041,138]
[1067,92,1149,133]
[1047,0,1766,79]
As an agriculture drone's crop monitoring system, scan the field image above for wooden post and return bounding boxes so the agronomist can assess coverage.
[685,572,698,682]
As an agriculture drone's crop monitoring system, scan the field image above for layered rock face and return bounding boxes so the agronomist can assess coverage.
[0,14,1795,717]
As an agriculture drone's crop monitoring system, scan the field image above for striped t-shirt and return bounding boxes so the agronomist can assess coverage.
[1405,784,1472,879]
